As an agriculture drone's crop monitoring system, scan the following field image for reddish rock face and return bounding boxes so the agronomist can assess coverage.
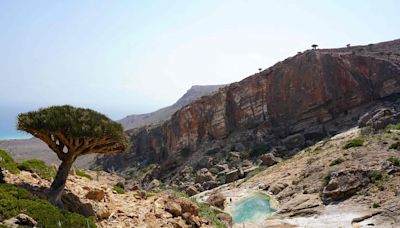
[97,39,400,174]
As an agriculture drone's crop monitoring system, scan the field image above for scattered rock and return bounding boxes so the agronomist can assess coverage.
[203,180,219,190]
[260,153,283,166]
[206,192,225,209]
[147,179,160,190]
[282,133,305,150]
[62,192,96,217]
[195,168,215,184]
[175,198,199,216]
[0,167,4,183]
[227,152,241,163]
[1,214,37,227]
[226,169,240,183]
[322,169,369,202]
[165,201,182,217]
[359,107,400,131]
[215,164,229,172]
[96,207,111,220]
[269,182,289,195]
[217,213,233,227]
[85,188,106,202]
[197,156,214,168]
[185,185,199,196]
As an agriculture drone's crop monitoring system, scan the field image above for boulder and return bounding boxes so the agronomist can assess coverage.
[215,164,229,172]
[206,193,225,209]
[147,179,160,190]
[203,181,219,190]
[225,169,240,183]
[242,159,253,168]
[96,207,111,220]
[85,189,106,202]
[358,107,400,131]
[1,214,37,228]
[185,185,199,196]
[195,168,215,184]
[282,133,305,150]
[175,198,199,216]
[259,153,283,166]
[278,194,321,216]
[217,213,233,227]
[197,156,214,168]
[165,201,182,217]
[269,182,288,195]
[227,152,241,163]
[62,192,95,217]
[322,169,369,202]
[0,167,4,183]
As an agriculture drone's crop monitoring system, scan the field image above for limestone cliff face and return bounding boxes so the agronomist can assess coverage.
[96,39,400,173]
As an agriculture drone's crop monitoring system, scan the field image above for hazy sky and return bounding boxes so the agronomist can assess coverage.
[1,0,400,121]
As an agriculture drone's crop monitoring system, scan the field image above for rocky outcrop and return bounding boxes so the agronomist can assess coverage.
[96,39,400,189]
[322,169,370,203]
[0,214,37,228]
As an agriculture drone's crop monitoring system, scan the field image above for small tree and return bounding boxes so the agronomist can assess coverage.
[346,44,351,48]
[311,44,318,50]
[17,105,128,205]
[258,68,262,72]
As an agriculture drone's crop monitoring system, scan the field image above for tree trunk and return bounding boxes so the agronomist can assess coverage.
[48,158,74,206]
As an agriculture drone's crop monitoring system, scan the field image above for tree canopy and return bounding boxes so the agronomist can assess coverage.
[17,105,128,205]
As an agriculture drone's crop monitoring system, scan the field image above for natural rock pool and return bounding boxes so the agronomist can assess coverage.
[229,193,275,224]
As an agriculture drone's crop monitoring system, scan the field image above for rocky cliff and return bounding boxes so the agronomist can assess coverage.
[95,39,400,187]
[118,85,225,130]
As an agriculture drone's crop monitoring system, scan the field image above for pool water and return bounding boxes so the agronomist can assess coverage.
[230,193,275,224]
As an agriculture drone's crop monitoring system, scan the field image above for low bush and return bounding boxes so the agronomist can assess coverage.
[17,159,56,181]
[387,156,400,165]
[190,198,226,228]
[389,142,400,150]
[343,138,364,149]
[76,169,93,180]
[0,150,19,174]
[0,184,96,227]
[250,144,270,157]
[113,185,125,194]
[329,158,345,166]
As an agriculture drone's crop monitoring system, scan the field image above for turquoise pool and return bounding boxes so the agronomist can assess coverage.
[230,193,275,224]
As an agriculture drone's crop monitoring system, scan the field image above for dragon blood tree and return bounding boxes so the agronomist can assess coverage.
[17,105,128,205]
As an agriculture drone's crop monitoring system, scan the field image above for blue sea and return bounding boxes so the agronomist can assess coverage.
[0,104,33,140]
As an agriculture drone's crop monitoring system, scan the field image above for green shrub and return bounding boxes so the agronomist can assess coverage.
[389,142,400,150]
[323,172,332,186]
[17,159,56,181]
[0,184,96,227]
[343,138,364,149]
[180,147,191,157]
[372,202,381,208]
[113,185,125,194]
[76,169,93,180]
[251,144,270,157]
[190,198,226,228]
[385,123,400,131]
[329,158,345,166]
[387,156,400,165]
[368,170,383,182]
[0,150,20,174]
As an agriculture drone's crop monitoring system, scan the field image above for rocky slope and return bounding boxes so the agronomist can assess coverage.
[119,85,225,130]
[196,121,400,227]
[95,39,400,193]
[1,166,222,227]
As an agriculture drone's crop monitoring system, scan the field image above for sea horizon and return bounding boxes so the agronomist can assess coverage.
[0,132,32,140]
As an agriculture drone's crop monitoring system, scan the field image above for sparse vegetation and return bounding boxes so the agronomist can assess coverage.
[0,184,96,227]
[251,143,270,157]
[329,158,345,166]
[0,150,20,174]
[372,202,381,208]
[190,198,226,228]
[76,169,93,180]
[343,138,364,149]
[113,185,125,194]
[323,172,332,186]
[389,141,400,150]
[180,147,191,157]
[17,159,56,181]
[387,156,400,165]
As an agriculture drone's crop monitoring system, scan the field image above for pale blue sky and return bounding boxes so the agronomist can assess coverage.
[0,0,399,138]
